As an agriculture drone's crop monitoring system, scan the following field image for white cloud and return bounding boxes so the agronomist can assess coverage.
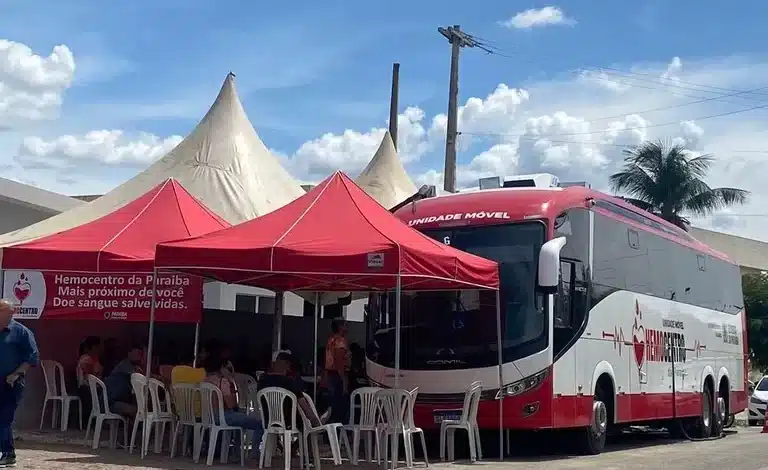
[661,56,683,87]
[500,7,576,30]
[579,70,631,93]
[285,106,431,180]
[15,130,183,170]
[10,54,768,243]
[0,39,76,126]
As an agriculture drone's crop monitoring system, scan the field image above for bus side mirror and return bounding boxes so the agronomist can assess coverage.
[538,237,567,294]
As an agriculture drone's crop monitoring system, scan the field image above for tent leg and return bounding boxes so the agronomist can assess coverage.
[495,289,504,460]
[272,291,284,356]
[394,275,402,389]
[0,269,4,300]
[142,267,159,459]
[313,293,321,403]
[192,322,201,368]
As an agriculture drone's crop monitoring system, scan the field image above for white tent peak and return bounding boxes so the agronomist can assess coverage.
[0,73,305,247]
[356,130,417,210]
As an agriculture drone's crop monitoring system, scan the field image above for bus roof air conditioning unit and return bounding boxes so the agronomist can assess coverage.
[559,181,591,188]
[478,176,502,190]
[503,173,560,188]
[478,173,560,190]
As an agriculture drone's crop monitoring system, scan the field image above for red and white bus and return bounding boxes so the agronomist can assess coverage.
[365,174,748,454]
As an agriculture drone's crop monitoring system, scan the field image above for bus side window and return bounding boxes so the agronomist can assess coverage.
[555,260,574,328]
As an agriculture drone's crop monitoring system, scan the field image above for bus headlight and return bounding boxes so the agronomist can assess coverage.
[495,369,548,399]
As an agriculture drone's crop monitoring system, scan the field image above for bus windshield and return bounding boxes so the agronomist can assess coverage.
[366,222,547,370]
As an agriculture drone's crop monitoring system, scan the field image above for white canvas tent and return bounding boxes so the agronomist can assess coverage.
[356,130,417,210]
[0,73,305,248]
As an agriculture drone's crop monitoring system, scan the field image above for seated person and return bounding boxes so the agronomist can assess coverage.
[171,357,206,385]
[104,344,145,417]
[76,336,103,419]
[171,355,205,417]
[203,357,263,459]
[219,344,236,377]
[259,353,321,429]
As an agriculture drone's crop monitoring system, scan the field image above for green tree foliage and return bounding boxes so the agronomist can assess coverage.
[610,140,749,230]
[744,272,768,368]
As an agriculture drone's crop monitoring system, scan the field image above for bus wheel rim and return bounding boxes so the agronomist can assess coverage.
[592,401,607,435]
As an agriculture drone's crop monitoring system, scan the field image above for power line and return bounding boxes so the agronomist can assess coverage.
[473,39,768,100]
[468,41,768,123]
[459,102,768,139]
[584,68,768,106]
[595,66,768,98]
[565,81,768,124]
[456,134,768,156]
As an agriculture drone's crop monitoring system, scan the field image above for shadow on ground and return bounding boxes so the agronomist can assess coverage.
[14,426,716,468]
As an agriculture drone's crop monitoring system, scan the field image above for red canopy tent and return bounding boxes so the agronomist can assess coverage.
[154,171,499,292]
[154,172,502,419]
[1,178,229,323]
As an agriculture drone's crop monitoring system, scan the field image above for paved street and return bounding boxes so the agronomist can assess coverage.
[12,426,768,470]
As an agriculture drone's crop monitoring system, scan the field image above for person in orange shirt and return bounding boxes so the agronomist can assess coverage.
[76,336,103,421]
[324,319,350,424]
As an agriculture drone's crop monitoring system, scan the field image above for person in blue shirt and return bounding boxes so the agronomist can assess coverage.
[0,299,40,467]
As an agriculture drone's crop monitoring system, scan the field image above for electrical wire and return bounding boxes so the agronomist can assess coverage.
[457,133,768,157]
[460,35,768,129]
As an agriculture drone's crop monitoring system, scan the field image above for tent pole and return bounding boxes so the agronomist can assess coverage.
[142,267,159,459]
[394,275,402,389]
[272,291,284,355]
[192,322,201,368]
[313,292,321,403]
[495,289,504,460]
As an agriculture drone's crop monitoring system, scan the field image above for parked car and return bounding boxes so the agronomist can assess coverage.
[749,377,767,426]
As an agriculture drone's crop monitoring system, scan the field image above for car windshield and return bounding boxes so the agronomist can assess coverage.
[757,378,768,392]
[366,222,547,370]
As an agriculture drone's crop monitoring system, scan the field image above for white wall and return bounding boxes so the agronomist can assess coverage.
[204,281,367,321]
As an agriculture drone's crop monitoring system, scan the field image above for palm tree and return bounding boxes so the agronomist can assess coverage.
[609,140,749,230]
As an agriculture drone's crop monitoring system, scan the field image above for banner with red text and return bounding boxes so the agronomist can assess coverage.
[1,270,202,323]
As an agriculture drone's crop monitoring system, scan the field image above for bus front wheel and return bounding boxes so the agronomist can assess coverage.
[575,399,608,455]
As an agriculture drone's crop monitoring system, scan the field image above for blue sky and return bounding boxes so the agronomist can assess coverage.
[2,1,768,238]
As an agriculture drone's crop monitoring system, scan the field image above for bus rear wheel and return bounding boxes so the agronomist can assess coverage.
[575,399,608,455]
[694,387,714,438]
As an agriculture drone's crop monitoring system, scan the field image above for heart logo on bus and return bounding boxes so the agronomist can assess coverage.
[632,323,645,369]
[631,300,645,369]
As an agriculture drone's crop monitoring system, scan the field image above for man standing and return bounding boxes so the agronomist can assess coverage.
[0,299,40,467]
[324,319,350,424]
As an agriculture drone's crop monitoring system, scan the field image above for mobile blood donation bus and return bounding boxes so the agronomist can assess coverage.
[365,174,748,454]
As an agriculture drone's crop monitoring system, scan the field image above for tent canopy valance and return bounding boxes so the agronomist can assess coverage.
[154,171,499,292]
[0,179,227,324]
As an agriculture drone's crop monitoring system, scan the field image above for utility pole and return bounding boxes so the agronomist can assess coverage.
[438,25,476,193]
[389,63,400,150]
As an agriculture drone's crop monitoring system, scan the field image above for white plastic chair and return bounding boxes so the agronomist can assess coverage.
[256,387,304,470]
[170,383,202,459]
[439,381,483,462]
[299,392,343,468]
[377,388,428,469]
[233,373,257,411]
[40,359,82,431]
[129,374,175,456]
[148,378,175,451]
[195,382,246,466]
[84,374,128,450]
[340,387,381,464]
